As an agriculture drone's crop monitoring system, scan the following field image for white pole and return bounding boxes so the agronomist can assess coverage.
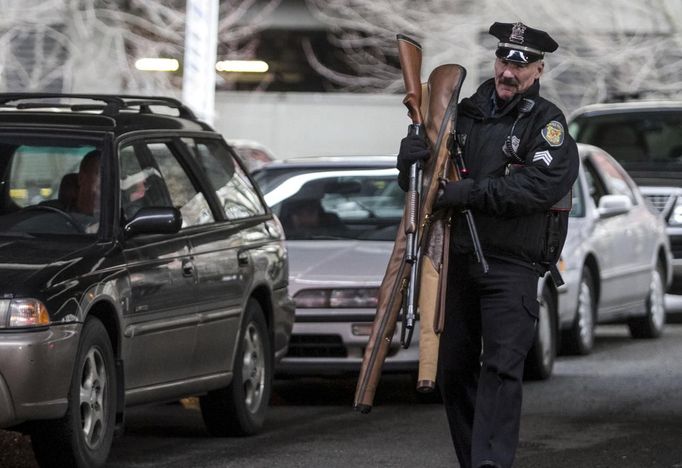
[182,0,219,125]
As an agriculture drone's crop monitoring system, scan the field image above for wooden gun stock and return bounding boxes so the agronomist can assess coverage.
[397,34,423,128]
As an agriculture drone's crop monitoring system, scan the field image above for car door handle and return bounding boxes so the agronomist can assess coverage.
[237,251,249,266]
[182,258,195,277]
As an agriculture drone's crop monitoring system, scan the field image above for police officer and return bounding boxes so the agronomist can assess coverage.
[397,22,580,468]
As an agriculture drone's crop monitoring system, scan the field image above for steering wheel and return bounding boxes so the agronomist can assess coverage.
[23,205,85,234]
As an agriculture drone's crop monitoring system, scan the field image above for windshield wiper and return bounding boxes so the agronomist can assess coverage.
[350,200,378,218]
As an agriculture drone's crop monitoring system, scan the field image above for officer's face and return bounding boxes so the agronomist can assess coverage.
[494,58,544,101]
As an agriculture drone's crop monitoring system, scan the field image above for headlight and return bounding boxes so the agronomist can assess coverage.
[294,288,379,308]
[669,197,682,226]
[0,299,50,328]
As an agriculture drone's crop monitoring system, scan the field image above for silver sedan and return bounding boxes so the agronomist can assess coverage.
[530,143,672,379]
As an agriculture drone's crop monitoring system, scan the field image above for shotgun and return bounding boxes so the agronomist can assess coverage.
[396,33,424,348]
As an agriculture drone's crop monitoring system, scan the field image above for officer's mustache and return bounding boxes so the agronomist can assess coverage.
[499,77,518,87]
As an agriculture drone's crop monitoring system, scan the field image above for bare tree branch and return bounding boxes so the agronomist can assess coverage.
[304,0,682,111]
[0,0,281,94]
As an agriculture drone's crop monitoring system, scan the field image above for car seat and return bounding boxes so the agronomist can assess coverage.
[58,173,79,210]
[40,172,79,210]
[592,125,648,163]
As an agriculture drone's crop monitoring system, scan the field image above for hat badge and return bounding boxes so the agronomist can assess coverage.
[509,22,526,44]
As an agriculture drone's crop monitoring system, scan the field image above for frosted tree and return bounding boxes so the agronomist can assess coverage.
[0,0,280,94]
[304,0,682,112]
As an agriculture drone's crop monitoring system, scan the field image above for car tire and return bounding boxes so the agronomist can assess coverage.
[561,266,596,355]
[524,286,557,380]
[628,264,666,339]
[201,299,272,436]
[30,317,116,468]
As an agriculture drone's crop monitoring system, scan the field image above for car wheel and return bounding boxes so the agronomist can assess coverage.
[628,264,666,339]
[524,286,557,380]
[201,299,272,436]
[561,266,596,355]
[31,317,116,468]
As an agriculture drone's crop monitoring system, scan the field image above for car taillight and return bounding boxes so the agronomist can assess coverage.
[0,299,50,328]
[294,288,379,308]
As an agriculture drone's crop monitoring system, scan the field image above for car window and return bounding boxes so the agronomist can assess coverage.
[119,141,214,228]
[181,138,266,219]
[572,111,682,165]
[257,166,402,241]
[0,136,101,235]
[588,151,638,204]
[582,158,608,208]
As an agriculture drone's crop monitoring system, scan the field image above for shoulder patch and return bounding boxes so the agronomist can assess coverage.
[541,121,564,147]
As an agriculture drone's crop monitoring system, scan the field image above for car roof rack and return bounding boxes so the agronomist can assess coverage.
[0,93,197,120]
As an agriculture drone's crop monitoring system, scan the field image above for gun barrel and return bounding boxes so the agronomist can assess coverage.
[464,210,489,273]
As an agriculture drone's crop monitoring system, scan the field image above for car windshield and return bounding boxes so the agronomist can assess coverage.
[570,110,682,168]
[254,166,403,241]
[0,135,102,236]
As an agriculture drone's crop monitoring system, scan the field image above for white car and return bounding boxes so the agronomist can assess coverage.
[529,143,672,379]
[253,157,420,375]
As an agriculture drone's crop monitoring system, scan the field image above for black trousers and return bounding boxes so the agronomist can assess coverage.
[437,254,539,468]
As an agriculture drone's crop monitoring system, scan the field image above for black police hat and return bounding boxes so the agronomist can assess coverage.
[489,22,559,64]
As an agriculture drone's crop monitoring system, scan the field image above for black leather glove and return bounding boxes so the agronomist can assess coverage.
[396,134,430,173]
[433,179,474,211]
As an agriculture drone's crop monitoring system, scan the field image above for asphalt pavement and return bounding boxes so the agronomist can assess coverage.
[111,323,682,467]
[2,322,682,468]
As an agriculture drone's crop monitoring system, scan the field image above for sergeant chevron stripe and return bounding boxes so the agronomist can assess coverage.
[532,150,553,166]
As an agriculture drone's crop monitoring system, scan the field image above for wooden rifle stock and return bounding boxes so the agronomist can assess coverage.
[353,32,467,412]
[396,34,424,127]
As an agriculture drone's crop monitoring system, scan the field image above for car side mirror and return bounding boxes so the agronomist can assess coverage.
[124,207,182,238]
[597,194,632,218]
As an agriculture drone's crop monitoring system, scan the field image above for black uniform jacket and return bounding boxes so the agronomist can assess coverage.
[452,78,579,270]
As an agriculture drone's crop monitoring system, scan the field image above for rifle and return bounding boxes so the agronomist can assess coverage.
[353,35,467,412]
[449,141,490,274]
[396,33,424,349]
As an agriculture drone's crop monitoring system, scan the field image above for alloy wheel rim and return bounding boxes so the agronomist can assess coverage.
[538,295,552,367]
[577,278,594,348]
[241,322,265,414]
[649,270,665,331]
[79,347,107,449]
